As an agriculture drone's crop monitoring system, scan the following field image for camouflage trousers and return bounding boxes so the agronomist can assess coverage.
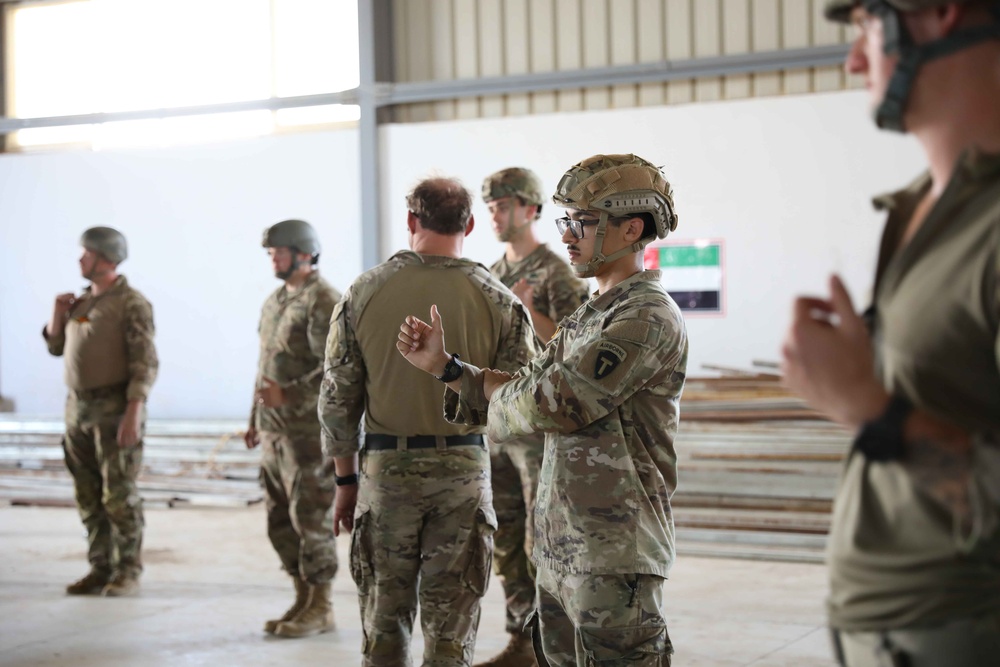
[489,438,542,634]
[831,612,1000,667]
[259,431,338,584]
[351,444,496,667]
[62,391,145,577]
[530,567,673,666]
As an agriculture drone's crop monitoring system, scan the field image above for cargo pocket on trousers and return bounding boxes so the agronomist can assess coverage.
[349,510,374,597]
[461,508,496,596]
[580,623,673,666]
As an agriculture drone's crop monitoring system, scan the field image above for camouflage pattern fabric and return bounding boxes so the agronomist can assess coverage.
[252,272,341,438]
[259,432,337,584]
[319,250,535,665]
[351,446,496,666]
[446,270,688,576]
[531,568,672,666]
[490,243,591,346]
[62,390,146,577]
[251,271,340,583]
[488,243,588,633]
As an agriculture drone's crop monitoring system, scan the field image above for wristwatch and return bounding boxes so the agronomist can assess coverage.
[435,353,464,383]
[334,473,358,487]
[853,394,913,462]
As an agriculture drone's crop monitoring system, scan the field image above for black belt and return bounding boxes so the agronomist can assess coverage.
[73,383,128,401]
[364,434,484,451]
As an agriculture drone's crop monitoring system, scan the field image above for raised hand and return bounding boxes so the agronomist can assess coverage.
[396,304,451,377]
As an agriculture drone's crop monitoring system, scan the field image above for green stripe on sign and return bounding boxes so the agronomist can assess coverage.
[658,245,720,267]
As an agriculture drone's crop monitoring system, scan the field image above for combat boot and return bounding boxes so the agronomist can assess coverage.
[264,576,310,634]
[66,568,111,595]
[474,632,538,667]
[273,582,334,638]
[101,571,140,597]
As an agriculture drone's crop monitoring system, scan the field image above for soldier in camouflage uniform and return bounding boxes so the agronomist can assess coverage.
[318,177,537,667]
[245,219,342,638]
[399,155,687,666]
[43,226,158,598]
[477,167,591,667]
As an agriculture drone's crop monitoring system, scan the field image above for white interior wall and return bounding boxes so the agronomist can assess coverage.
[0,89,922,418]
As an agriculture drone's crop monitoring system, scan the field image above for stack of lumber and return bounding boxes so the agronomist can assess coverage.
[673,365,852,563]
[0,419,262,508]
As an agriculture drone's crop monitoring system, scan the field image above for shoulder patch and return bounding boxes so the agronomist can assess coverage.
[595,340,627,379]
[603,318,650,345]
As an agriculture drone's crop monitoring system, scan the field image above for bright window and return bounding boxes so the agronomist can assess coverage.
[5,0,360,150]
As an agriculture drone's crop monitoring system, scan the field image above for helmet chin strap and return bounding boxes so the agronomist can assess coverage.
[570,213,649,279]
[868,0,1000,132]
[498,205,532,243]
[276,248,301,281]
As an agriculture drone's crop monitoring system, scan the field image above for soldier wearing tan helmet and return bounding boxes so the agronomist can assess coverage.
[782,2,1000,665]
[398,154,688,666]
[477,167,591,667]
[43,226,158,598]
[245,218,342,638]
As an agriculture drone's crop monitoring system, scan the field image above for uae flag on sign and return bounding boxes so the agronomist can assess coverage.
[643,241,724,313]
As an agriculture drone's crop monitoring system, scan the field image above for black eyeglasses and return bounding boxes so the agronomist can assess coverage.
[555,216,600,239]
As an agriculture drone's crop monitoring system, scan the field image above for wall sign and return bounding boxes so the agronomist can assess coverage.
[643,239,725,314]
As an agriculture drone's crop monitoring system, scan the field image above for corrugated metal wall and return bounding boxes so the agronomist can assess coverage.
[391,0,858,122]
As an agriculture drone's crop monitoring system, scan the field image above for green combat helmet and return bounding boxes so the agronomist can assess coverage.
[482,167,545,242]
[262,219,321,279]
[825,0,1000,132]
[552,154,678,278]
[80,226,128,264]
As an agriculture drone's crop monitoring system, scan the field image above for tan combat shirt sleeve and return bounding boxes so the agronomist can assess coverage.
[318,289,366,458]
[281,287,340,406]
[123,291,158,402]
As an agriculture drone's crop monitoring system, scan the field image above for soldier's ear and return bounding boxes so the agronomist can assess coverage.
[465,214,476,238]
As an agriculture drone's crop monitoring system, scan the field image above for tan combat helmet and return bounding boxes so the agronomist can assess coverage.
[80,226,128,264]
[481,167,545,209]
[825,0,1000,131]
[552,154,678,278]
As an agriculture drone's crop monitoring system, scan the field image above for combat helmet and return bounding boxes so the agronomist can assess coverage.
[262,219,321,279]
[825,0,1000,132]
[552,154,678,278]
[80,227,128,265]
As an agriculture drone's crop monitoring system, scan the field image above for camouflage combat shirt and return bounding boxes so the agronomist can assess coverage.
[490,243,590,343]
[447,270,688,575]
[252,272,341,438]
[319,250,536,459]
[44,275,158,402]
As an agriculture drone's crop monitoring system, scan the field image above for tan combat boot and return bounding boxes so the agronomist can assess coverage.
[474,632,538,667]
[101,571,140,597]
[273,582,335,638]
[264,576,310,634]
[66,568,111,596]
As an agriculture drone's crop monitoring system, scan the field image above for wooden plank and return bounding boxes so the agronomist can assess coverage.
[528,0,558,114]
[782,0,812,94]
[751,0,781,97]
[693,0,722,101]
[581,0,611,110]
[503,0,531,116]
[609,0,638,109]
[665,0,694,104]
[478,0,505,117]
[555,0,584,112]
[453,0,480,119]
[722,0,751,99]
[636,0,665,107]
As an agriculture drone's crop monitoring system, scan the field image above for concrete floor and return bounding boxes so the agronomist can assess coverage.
[0,505,836,667]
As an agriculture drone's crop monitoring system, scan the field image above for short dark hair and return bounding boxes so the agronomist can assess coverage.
[610,212,656,240]
[406,177,473,235]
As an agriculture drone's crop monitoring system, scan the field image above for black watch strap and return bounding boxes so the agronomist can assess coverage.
[435,353,464,383]
[334,473,358,487]
[854,394,913,462]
